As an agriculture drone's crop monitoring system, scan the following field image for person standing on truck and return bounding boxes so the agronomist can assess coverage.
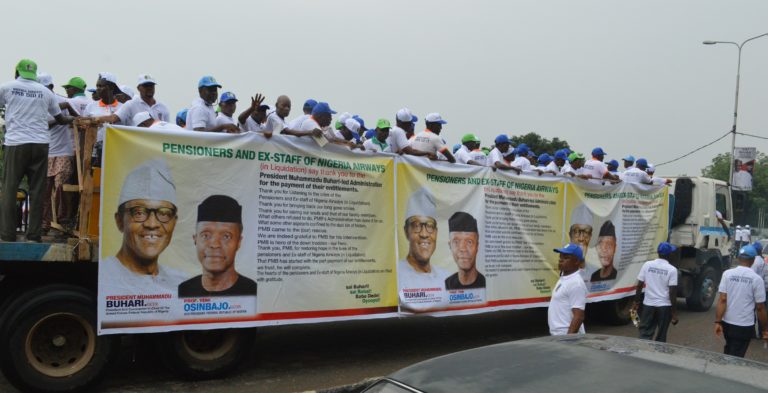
[100,74,171,126]
[398,187,450,312]
[408,113,456,163]
[548,243,587,335]
[286,98,317,130]
[582,147,619,184]
[632,242,678,343]
[0,59,74,242]
[362,119,392,153]
[715,245,768,358]
[619,158,653,185]
[389,108,422,155]
[101,159,187,293]
[455,134,487,166]
[186,76,239,133]
[487,135,520,173]
[214,91,239,128]
[178,195,257,297]
[62,77,92,115]
[622,155,635,172]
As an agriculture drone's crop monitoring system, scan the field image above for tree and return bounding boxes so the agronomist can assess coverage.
[509,132,570,155]
[702,152,768,226]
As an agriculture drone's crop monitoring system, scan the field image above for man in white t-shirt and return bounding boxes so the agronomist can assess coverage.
[83,72,123,147]
[286,99,316,130]
[646,164,672,186]
[407,113,456,163]
[487,134,520,173]
[362,119,392,153]
[61,77,92,116]
[548,243,587,335]
[390,108,427,156]
[511,144,533,173]
[715,245,768,357]
[455,134,487,166]
[106,74,171,126]
[242,95,292,138]
[294,102,335,141]
[186,76,238,133]
[582,147,619,184]
[619,158,653,185]
[0,60,73,242]
[622,155,635,172]
[632,242,679,342]
[214,91,239,130]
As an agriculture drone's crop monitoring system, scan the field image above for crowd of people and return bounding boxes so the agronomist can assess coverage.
[0,59,673,242]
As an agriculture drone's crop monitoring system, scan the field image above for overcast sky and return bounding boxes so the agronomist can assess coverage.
[3,0,767,176]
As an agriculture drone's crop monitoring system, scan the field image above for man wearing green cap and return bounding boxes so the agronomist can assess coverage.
[62,77,92,116]
[455,134,487,166]
[362,119,392,153]
[0,59,73,242]
[178,195,256,297]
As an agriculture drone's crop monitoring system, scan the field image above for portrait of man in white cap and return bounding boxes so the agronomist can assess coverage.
[569,203,597,283]
[398,187,450,312]
[101,159,186,294]
[178,195,257,298]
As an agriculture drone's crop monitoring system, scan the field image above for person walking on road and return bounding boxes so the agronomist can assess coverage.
[715,245,768,358]
[548,243,587,336]
[632,242,678,342]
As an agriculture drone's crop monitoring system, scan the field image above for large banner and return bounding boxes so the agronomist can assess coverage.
[733,147,757,191]
[98,126,668,334]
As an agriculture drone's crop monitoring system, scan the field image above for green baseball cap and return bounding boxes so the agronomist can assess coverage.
[376,119,391,129]
[461,133,481,143]
[62,77,86,91]
[335,120,343,130]
[568,152,585,161]
[16,59,37,80]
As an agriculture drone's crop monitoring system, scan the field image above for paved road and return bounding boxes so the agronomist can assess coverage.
[3,301,768,393]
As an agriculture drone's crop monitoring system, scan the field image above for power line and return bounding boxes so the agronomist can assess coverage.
[736,131,768,141]
[655,131,731,167]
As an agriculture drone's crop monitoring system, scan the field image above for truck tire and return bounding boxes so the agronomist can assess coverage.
[0,285,118,393]
[602,297,633,325]
[158,328,255,379]
[686,266,718,311]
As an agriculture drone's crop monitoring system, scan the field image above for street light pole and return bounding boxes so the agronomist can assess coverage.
[703,33,768,187]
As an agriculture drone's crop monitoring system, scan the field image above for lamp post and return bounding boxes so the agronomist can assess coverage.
[702,33,768,187]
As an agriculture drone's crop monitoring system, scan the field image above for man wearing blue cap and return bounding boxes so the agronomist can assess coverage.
[715,245,768,357]
[176,109,188,128]
[606,160,619,174]
[487,135,520,173]
[186,76,238,133]
[553,149,568,174]
[215,91,239,129]
[619,158,653,185]
[548,243,587,335]
[286,98,317,130]
[511,144,533,173]
[632,242,679,342]
[582,147,619,185]
[751,241,768,337]
[285,102,334,142]
[622,155,635,172]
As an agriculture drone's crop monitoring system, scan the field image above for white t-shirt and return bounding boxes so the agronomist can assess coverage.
[264,111,286,133]
[67,94,92,116]
[650,177,667,186]
[511,156,531,171]
[148,121,185,131]
[548,271,587,335]
[114,97,171,126]
[560,162,573,175]
[85,99,122,143]
[215,113,237,128]
[48,95,74,157]
[397,259,450,312]
[637,258,678,307]
[388,126,410,153]
[409,130,449,156]
[619,167,652,184]
[287,114,310,130]
[456,148,487,166]
[186,97,216,130]
[0,77,62,145]
[545,161,559,173]
[363,137,391,153]
[751,256,767,289]
[582,158,609,184]
[719,265,766,326]
[299,116,321,132]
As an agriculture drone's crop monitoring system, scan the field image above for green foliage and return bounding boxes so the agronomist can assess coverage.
[509,132,570,155]
[702,152,768,225]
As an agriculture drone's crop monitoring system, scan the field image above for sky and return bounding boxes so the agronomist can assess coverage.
[2,0,767,176]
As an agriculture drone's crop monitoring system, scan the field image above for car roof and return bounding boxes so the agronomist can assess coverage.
[387,334,768,393]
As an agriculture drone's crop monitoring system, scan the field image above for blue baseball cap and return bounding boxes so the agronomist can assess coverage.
[538,153,552,164]
[562,148,572,155]
[529,151,538,159]
[739,245,757,259]
[176,108,188,123]
[635,158,648,169]
[657,242,678,255]
[592,147,606,156]
[303,99,318,109]
[494,134,511,145]
[311,102,336,115]
[351,131,361,144]
[515,144,529,156]
[554,243,584,261]
[352,115,366,129]
[220,91,238,102]
[87,87,97,93]
[752,242,763,255]
[554,150,568,160]
[452,143,462,154]
[198,76,222,88]
[364,129,375,140]
[623,155,636,162]
[607,159,619,168]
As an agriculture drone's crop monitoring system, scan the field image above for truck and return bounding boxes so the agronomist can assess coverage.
[0,122,730,392]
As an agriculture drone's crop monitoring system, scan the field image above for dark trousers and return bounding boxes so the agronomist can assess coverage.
[722,322,754,358]
[0,144,48,240]
[638,305,672,342]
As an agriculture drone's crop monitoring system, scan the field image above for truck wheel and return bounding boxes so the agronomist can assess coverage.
[159,328,255,379]
[0,285,118,393]
[686,267,718,311]
[602,297,633,325]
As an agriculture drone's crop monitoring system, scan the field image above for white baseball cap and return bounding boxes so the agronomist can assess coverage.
[98,72,118,85]
[396,108,418,123]
[746,225,751,229]
[133,111,153,126]
[137,74,157,86]
[36,72,53,86]
[425,113,447,124]
[344,118,361,133]
[647,164,656,173]
[119,85,135,98]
